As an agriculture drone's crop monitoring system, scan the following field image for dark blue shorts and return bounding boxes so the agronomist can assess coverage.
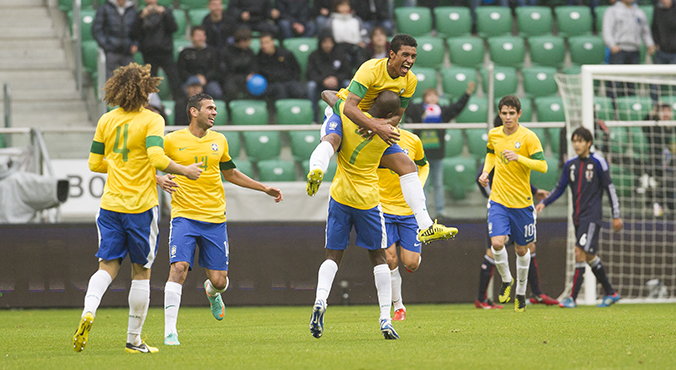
[385,213,421,253]
[95,206,159,268]
[326,197,387,251]
[575,220,600,255]
[487,200,536,246]
[169,217,229,271]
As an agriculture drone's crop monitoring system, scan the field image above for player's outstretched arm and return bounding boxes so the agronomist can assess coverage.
[222,169,283,202]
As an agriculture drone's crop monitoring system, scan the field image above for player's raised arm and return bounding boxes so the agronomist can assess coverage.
[221,168,283,202]
[343,92,400,145]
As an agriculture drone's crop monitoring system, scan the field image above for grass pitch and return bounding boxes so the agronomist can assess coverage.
[1,303,675,369]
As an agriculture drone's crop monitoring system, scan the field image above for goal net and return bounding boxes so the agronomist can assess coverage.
[556,64,676,304]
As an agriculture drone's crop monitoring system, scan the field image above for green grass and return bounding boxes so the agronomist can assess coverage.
[1,303,675,369]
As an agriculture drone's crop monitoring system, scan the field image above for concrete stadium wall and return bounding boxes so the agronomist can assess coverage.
[0,221,568,309]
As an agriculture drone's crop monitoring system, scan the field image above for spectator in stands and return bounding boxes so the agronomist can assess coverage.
[146,92,167,124]
[131,0,182,100]
[603,0,655,99]
[652,0,676,65]
[177,26,223,100]
[92,0,139,80]
[220,27,258,102]
[202,0,237,50]
[404,84,475,218]
[366,26,390,59]
[352,0,394,36]
[312,0,333,33]
[642,102,675,215]
[228,0,281,40]
[277,0,316,40]
[255,32,306,108]
[174,76,204,127]
[326,0,369,71]
[306,30,351,117]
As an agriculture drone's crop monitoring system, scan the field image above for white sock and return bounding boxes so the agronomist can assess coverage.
[491,246,513,283]
[516,250,531,296]
[399,173,433,229]
[205,278,227,297]
[82,270,112,318]
[309,140,334,173]
[373,264,392,321]
[127,279,150,346]
[315,259,338,302]
[391,267,404,311]
[164,281,182,338]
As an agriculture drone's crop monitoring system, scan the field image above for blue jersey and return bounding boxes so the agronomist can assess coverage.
[541,153,620,225]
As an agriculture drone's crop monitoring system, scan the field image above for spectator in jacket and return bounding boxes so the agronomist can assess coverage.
[177,26,223,100]
[202,0,237,50]
[351,0,394,36]
[92,0,139,80]
[312,0,333,32]
[229,0,281,40]
[131,0,182,100]
[220,27,258,102]
[326,0,369,71]
[256,32,306,107]
[306,30,351,117]
[277,0,316,40]
[652,0,676,65]
[405,84,475,218]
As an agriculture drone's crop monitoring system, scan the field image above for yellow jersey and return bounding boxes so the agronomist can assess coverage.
[485,125,546,208]
[164,128,234,223]
[336,58,417,113]
[330,104,395,210]
[378,130,428,215]
[90,108,167,214]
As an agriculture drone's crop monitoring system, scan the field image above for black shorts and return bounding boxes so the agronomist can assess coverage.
[575,221,601,255]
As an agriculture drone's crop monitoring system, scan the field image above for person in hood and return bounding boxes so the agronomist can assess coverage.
[92,0,139,80]
[306,30,351,118]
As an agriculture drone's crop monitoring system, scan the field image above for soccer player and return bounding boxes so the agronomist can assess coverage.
[535,126,623,308]
[306,34,456,244]
[162,93,282,345]
[73,63,203,354]
[478,95,548,312]
[309,90,410,340]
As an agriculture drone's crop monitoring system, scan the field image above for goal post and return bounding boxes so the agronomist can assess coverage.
[557,64,676,305]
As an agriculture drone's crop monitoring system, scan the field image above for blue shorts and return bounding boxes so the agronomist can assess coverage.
[326,197,387,251]
[169,217,229,271]
[320,108,404,156]
[487,200,536,246]
[575,220,600,255]
[95,206,159,269]
[385,213,421,253]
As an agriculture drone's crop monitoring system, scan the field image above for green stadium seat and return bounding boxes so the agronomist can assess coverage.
[594,5,610,34]
[157,69,172,100]
[302,159,338,183]
[443,156,477,199]
[480,66,518,98]
[516,6,553,37]
[530,156,559,191]
[562,65,581,75]
[173,39,192,61]
[242,131,281,162]
[522,67,559,99]
[616,96,653,121]
[158,0,175,6]
[317,99,329,124]
[434,7,472,38]
[466,128,489,159]
[162,100,176,125]
[222,131,241,159]
[440,67,477,99]
[289,130,320,162]
[455,97,488,123]
[547,127,562,154]
[234,158,254,178]
[594,96,615,121]
[414,36,446,69]
[609,164,636,198]
[411,67,438,99]
[394,7,433,37]
[59,0,96,12]
[487,36,525,68]
[444,129,465,157]
[476,7,512,38]
[282,38,317,78]
[188,8,210,27]
[257,159,297,182]
[80,10,96,41]
[528,35,565,68]
[173,9,188,40]
[534,96,565,122]
[568,35,605,65]
[630,126,649,157]
[447,36,485,69]
[230,100,268,125]
[275,99,314,125]
[133,51,144,65]
[554,6,593,37]
[214,100,228,125]
[81,40,98,74]
[180,0,210,10]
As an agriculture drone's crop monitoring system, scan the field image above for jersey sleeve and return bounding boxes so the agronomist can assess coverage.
[145,114,171,170]
[526,131,545,160]
[88,121,108,173]
[598,156,621,219]
[483,130,496,174]
[219,133,236,170]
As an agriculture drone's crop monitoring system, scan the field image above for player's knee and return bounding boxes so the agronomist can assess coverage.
[386,253,398,269]
[405,259,419,272]
[211,274,228,290]
[168,262,189,283]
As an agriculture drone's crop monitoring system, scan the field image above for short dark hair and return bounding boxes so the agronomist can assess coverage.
[191,26,205,37]
[498,95,521,113]
[368,90,400,118]
[571,126,593,144]
[186,93,213,121]
[259,31,274,41]
[233,27,252,43]
[390,34,417,55]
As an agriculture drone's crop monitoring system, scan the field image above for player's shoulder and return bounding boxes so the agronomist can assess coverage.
[488,126,502,137]
[590,152,609,170]
[564,155,579,168]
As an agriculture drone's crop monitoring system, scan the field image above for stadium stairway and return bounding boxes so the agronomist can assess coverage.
[0,0,91,157]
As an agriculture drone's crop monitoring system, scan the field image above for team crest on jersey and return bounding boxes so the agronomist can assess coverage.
[585,164,594,181]
[212,144,218,151]
[403,148,409,155]
[515,142,522,149]
[329,120,338,130]
[399,88,405,95]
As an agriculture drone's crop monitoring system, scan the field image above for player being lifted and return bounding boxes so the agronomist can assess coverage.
[478,95,548,312]
[536,127,623,308]
[306,34,456,244]
[73,63,203,354]
[162,93,282,345]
